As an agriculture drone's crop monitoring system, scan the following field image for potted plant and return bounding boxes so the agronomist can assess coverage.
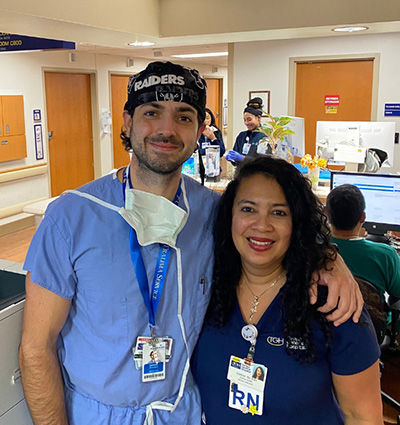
[258,113,296,161]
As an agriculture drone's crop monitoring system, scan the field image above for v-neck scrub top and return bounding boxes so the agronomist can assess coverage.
[24,172,220,425]
[191,291,380,425]
[232,130,266,155]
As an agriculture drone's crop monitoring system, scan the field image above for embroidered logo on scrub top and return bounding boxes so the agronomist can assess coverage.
[266,336,285,347]
[286,336,307,351]
[266,336,306,350]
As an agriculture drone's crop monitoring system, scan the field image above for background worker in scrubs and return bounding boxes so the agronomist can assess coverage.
[20,61,362,425]
[199,108,225,157]
[225,97,268,163]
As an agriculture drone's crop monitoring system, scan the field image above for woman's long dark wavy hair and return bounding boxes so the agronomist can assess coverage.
[206,155,337,363]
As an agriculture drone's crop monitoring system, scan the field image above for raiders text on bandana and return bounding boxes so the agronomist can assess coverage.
[133,74,185,92]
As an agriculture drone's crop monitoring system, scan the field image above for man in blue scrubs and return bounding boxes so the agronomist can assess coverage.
[20,61,220,425]
[19,61,362,425]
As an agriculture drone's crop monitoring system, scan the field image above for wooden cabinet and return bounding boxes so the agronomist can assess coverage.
[0,95,27,162]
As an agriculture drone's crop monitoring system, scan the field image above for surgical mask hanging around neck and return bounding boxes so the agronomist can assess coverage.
[119,188,188,247]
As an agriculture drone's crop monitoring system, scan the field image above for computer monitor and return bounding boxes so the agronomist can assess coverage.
[330,171,400,242]
[316,121,396,167]
[282,116,305,158]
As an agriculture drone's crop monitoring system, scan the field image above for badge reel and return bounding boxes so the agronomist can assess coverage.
[241,324,258,362]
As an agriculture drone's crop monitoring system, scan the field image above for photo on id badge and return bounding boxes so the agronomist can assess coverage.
[142,342,166,381]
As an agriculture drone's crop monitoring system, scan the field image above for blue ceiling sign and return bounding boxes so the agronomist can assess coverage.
[0,33,75,52]
[384,103,400,117]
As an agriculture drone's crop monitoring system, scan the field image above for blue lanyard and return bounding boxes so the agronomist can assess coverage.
[122,167,182,328]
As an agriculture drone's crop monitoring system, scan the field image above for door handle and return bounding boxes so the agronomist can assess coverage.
[48,131,53,141]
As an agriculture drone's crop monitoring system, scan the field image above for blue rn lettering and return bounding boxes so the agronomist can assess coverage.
[232,389,245,406]
[247,393,259,409]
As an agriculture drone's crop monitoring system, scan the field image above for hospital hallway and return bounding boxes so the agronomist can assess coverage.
[0,226,399,424]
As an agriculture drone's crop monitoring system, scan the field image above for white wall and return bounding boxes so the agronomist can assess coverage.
[0,50,227,211]
[230,32,400,173]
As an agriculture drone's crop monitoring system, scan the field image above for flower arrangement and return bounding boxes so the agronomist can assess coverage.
[300,154,327,170]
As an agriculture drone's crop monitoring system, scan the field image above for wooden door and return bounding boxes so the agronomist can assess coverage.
[111,74,131,169]
[45,72,94,196]
[205,78,222,128]
[295,60,374,161]
[0,98,2,137]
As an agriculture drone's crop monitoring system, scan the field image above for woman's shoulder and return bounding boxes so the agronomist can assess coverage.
[326,306,381,375]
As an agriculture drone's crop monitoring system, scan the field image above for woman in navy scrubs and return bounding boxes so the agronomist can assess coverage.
[225,98,268,163]
[192,155,383,425]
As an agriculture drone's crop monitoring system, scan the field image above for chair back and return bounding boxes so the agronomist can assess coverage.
[355,276,388,346]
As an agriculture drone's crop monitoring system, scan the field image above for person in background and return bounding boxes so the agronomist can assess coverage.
[225,97,267,163]
[199,107,225,157]
[192,156,382,425]
[326,184,400,301]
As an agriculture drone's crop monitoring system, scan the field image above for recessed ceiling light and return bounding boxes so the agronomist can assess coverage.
[171,52,228,59]
[128,41,155,47]
[332,26,368,33]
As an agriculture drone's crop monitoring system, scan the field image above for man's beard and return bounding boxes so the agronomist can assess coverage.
[130,134,193,175]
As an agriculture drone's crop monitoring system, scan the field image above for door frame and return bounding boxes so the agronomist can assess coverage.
[203,75,224,128]
[288,53,380,120]
[108,70,132,169]
[42,67,99,194]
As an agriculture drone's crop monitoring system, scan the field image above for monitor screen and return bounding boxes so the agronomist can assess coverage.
[316,121,396,167]
[283,116,305,158]
[330,171,400,239]
[260,115,305,157]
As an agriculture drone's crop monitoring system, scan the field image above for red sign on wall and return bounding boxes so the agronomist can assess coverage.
[324,95,340,105]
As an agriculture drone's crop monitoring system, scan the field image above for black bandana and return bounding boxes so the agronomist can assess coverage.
[124,61,207,123]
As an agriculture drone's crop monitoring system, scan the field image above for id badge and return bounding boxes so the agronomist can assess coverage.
[227,356,267,416]
[242,143,251,155]
[133,336,173,370]
[142,341,166,382]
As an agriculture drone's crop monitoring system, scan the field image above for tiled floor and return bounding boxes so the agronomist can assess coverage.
[1,226,399,422]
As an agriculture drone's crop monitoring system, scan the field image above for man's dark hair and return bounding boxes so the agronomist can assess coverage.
[326,184,365,231]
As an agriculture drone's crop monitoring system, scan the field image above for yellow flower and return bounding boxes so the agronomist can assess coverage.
[300,154,312,168]
[300,154,326,170]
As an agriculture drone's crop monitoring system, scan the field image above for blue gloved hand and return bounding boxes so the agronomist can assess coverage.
[225,150,243,163]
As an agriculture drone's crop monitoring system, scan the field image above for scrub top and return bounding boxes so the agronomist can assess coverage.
[192,291,380,425]
[24,171,221,425]
[331,236,400,299]
[233,130,267,156]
